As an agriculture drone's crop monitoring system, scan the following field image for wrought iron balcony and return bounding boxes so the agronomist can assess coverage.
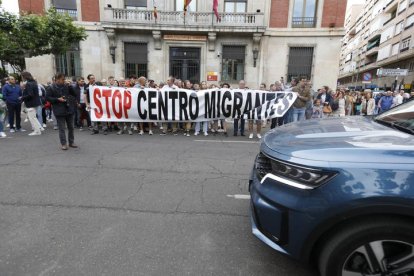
[292,17,316,28]
[102,8,265,30]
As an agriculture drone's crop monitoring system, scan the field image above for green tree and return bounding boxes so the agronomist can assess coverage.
[0,8,87,72]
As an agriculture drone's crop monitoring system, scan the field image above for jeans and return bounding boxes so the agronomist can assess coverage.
[283,107,293,125]
[0,116,3,132]
[233,118,245,135]
[7,103,21,129]
[36,106,43,126]
[292,107,306,122]
[195,121,208,133]
[56,115,74,145]
[27,107,42,134]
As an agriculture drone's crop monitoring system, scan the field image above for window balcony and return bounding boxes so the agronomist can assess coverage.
[102,8,266,32]
[291,17,316,28]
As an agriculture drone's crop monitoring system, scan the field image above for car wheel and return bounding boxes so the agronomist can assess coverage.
[318,218,414,276]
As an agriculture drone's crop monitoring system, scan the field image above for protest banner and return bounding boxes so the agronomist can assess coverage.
[90,86,297,122]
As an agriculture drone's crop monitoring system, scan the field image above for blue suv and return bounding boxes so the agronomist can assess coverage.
[249,100,414,276]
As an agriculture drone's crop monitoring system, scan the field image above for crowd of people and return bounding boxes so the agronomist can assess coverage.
[1,72,413,149]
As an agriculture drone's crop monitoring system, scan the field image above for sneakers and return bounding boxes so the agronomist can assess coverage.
[160,132,167,136]
[28,132,41,136]
[133,125,138,131]
[53,126,58,130]
[172,131,178,136]
[128,130,133,135]
[159,126,164,130]
[0,132,6,138]
[42,123,47,128]
[16,128,26,132]
[117,130,123,135]
[257,134,262,139]
[149,130,153,135]
[24,118,29,123]
[249,133,254,139]
[185,131,190,137]
[211,129,216,133]
[6,124,10,128]
[10,129,15,133]
[204,132,208,136]
[139,130,144,135]
[61,145,68,150]
[194,131,199,136]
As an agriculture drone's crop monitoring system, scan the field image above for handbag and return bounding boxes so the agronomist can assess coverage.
[323,104,332,114]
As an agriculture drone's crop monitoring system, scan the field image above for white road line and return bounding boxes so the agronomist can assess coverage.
[195,140,260,144]
[227,194,251,199]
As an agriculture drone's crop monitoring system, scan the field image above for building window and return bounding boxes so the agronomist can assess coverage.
[55,43,81,78]
[224,0,247,13]
[409,61,414,71]
[125,42,148,78]
[398,0,407,13]
[405,14,414,29]
[395,20,404,34]
[292,0,317,28]
[287,47,314,81]
[52,0,77,19]
[400,37,411,52]
[125,0,147,9]
[175,0,197,11]
[391,43,399,55]
[221,45,245,82]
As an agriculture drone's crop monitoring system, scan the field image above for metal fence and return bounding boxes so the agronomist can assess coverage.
[169,47,200,83]
[292,17,316,28]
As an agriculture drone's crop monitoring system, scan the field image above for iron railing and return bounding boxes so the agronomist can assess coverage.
[103,8,265,27]
[292,17,316,28]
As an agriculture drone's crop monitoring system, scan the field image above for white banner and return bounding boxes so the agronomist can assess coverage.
[90,86,296,122]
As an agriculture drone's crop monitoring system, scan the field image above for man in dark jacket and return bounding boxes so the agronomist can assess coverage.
[73,77,91,129]
[3,76,23,132]
[46,73,77,150]
[20,72,42,136]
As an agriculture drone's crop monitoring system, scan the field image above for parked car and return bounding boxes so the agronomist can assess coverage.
[249,100,414,276]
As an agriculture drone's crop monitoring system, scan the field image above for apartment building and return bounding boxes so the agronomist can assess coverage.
[338,0,414,91]
[19,0,346,89]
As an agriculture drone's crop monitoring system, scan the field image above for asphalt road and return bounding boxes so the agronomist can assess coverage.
[0,122,317,276]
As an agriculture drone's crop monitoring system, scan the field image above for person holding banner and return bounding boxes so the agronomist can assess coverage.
[248,84,265,139]
[194,81,209,136]
[160,76,179,136]
[135,76,153,135]
[292,80,311,122]
[183,80,193,137]
[233,80,246,136]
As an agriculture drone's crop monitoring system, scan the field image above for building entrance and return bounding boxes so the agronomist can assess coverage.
[169,47,200,84]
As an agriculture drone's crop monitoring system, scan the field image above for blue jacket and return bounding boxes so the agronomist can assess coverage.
[2,83,22,104]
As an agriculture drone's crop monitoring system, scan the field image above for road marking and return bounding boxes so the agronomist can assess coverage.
[227,194,251,199]
[195,140,259,144]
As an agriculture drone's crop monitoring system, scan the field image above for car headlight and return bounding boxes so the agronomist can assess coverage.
[255,153,337,189]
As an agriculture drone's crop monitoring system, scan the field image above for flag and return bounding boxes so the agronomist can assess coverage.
[184,0,192,16]
[213,0,221,22]
[153,0,158,20]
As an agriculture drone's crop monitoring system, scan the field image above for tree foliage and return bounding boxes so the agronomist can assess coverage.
[0,8,87,72]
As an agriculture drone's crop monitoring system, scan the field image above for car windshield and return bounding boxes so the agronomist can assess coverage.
[375,100,414,135]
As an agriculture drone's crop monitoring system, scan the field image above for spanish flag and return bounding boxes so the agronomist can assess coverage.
[184,0,192,15]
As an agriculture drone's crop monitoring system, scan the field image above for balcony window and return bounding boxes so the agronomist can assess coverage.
[55,43,81,79]
[287,47,314,81]
[176,0,197,12]
[292,0,317,28]
[224,0,247,13]
[221,45,245,82]
[400,37,411,52]
[125,43,148,78]
[125,0,147,10]
[52,0,77,20]
[367,37,380,50]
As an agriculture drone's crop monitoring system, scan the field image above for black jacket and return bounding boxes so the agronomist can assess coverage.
[46,83,76,116]
[21,80,41,108]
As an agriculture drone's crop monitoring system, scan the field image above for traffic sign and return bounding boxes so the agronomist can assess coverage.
[363,72,372,82]
[377,68,408,76]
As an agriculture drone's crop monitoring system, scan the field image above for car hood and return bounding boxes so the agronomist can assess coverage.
[263,116,414,163]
